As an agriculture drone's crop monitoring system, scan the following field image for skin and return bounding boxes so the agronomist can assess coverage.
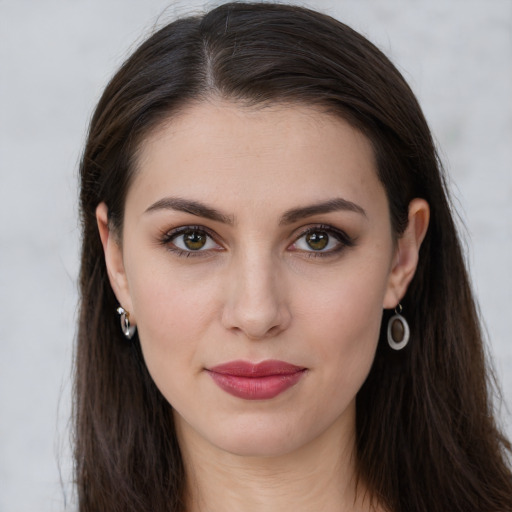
[97,100,429,512]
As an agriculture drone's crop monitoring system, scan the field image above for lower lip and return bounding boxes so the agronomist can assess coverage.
[207,370,306,400]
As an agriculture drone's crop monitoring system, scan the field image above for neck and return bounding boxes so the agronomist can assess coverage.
[175,403,378,512]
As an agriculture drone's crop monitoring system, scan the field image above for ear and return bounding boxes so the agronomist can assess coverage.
[383,198,430,309]
[96,202,135,322]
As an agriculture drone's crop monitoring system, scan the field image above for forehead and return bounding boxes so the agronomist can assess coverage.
[128,99,384,217]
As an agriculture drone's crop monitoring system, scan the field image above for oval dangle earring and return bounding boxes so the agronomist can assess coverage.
[387,303,410,350]
[117,306,136,339]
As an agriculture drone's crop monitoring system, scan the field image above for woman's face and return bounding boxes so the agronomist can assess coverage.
[100,100,422,458]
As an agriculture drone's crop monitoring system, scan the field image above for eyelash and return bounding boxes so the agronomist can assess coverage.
[159,224,355,258]
[292,224,355,258]
[159,225,222,258]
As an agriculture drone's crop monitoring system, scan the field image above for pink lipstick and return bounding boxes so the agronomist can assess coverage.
[206,360,306,400]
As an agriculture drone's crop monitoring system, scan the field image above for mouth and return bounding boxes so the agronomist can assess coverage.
[206,360,307,400]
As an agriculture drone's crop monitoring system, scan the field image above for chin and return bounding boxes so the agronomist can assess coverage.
[203,415,321,459]
[215,434,301,458]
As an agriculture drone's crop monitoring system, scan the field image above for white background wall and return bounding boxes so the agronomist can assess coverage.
[0,1,510,510]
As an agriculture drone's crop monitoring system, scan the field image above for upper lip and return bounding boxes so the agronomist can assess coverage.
[207,360,305,377]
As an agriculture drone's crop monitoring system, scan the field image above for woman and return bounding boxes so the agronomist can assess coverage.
[75,2,512,511]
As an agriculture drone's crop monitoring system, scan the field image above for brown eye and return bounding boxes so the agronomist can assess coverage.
[167,228,221,253]
[290,225,354,256]
[305,231,329,250]
[182,230,207,250]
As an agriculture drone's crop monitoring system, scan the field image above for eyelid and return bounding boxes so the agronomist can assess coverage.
[161,224,218,240]
[160,225,224,256]
[157,223,355,258]
[289,224,355,255]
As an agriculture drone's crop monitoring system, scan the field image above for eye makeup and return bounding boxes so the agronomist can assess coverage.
[157,222,356,260]
[288,224,356,259]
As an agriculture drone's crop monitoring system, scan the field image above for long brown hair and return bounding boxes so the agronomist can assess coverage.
[75,3,512,511]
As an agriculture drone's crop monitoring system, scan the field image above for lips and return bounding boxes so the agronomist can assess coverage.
[206,360,306,400]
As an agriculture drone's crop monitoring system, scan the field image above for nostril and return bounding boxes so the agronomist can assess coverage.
[222,301,292,340]
[220,260,292,339]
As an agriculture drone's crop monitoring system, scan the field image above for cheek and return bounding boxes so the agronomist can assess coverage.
[126,259,222,395]
[296,259,389,389]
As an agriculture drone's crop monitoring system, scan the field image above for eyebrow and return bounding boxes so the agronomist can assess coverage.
[145,197,235,224]
[279,197,367,225]
[144,196,366,225]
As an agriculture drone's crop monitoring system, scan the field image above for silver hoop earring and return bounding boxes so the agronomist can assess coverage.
[387,304,409,350]
[116,306,136,339]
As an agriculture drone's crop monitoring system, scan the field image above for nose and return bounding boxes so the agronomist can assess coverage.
[221,251,291,340]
